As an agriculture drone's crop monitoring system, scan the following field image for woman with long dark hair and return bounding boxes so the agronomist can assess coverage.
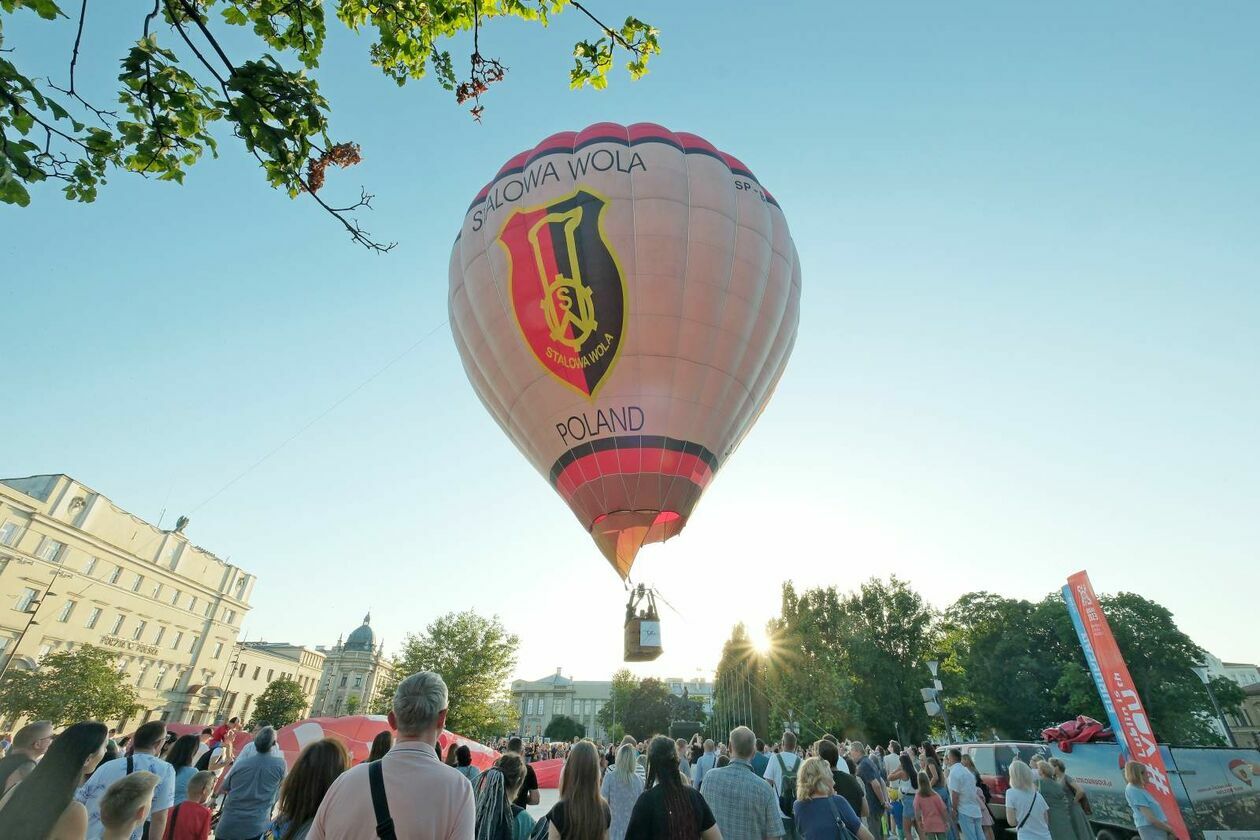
[268,738,349,840]
[624,735,719,840]
[165,734,202,806]
[367,731,393,763]
[0,721,109,840]
[547,740,611,840]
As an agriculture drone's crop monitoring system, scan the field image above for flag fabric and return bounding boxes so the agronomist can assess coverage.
[1062,571,1189,840]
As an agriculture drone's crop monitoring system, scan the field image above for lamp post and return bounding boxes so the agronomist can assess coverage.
[926,660,958,743]
[1192,664,1238,747]
[0,587,55,684]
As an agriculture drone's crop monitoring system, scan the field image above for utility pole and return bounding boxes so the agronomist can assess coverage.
[925,660,958,743]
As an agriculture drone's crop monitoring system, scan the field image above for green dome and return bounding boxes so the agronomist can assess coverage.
[345,612,376,652]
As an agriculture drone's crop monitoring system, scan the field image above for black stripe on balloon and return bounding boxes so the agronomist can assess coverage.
[548,436,720,486]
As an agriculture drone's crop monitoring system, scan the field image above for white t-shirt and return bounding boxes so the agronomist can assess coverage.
[77,753,176,840]
[883,754,901,778]
[948,762,982,819]
[1005,787,1050,840]
[763,751,800,793]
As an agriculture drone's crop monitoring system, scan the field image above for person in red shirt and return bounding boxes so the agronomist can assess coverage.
[208,718,241,749]
[163,770,215,840]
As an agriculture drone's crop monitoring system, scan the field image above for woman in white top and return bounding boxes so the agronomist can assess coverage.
[1004,760,1050,840]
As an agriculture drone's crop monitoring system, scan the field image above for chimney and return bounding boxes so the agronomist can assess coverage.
[556,667,562,676]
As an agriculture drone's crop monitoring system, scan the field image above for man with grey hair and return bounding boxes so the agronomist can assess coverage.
[310,671,474,840]
[700,727,785,840]
[216,726,286,840]
[850,741,887,840]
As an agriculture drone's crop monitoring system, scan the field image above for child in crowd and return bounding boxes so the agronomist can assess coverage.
[915,770,950,840]
[99,771,159,840]
[163,770,215,840]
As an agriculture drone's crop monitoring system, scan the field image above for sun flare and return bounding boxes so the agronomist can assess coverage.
[750,626,773,654]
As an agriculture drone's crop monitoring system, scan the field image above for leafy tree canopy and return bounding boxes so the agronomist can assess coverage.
[376,610,519,740]
[0,645,139,727]
[544,713,584,742]
[250,676,308,729]
[0,0,660,249]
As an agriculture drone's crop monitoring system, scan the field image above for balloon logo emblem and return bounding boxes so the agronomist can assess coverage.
[499,187,627,398]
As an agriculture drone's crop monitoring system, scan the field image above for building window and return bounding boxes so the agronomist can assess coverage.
[153,626,165,646]
[137,662,150,686]
[132,621,147,641]
[204,602,214,617]
[354,675,363,688]
[170,589,181,606]
[34,537,64,562]
[151,582,163,599]
[188,595,198,612]
[525,698,534,715]
[538,698,546,716]
[132,574,144,592]
[108,566,122,585]
[110,615,125,635]
[171,631,183,650]
[212,642,223,658]
[225,609,236,624]
[85,607,102,629]
[37,643,52,661]
[0,521,19,546]
[58,600,76,623]
[253,666,261,680]
[190,635,199,653]
[83,556,98,576]
[339,675,347,688]
[155,665,168,689]
[15,587,39,612]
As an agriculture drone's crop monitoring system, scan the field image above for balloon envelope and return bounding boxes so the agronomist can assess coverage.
[450,122,801,578]
[270,716,500,769]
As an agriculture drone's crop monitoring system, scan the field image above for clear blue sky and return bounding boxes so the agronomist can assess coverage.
[5,2,1258,682]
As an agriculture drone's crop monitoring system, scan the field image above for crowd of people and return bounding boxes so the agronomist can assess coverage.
[0,673,1179,840]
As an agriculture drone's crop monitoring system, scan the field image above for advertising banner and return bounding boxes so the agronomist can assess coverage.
[1063,571,1191,840]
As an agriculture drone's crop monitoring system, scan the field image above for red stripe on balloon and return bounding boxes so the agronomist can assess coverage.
[553,447,714,502]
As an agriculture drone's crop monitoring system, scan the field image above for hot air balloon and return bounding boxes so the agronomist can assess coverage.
[449,123,800,657]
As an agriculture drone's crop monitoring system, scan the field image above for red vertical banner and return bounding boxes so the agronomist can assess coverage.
[1063,571,1190,840]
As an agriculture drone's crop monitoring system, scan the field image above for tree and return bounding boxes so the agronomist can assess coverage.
[375,610,519,740]
[544,714,584,742]
[1047,591,1244,745]
[838,576,939,744]
[251,676,307,728]
[344,694,360,716]
[618,677,674,740]
[764,582,862,742]
[938,592,1066,740]
[0,645,138,726]
[0,0,660,249]
[594,668,637,736]
[712,623,769,739]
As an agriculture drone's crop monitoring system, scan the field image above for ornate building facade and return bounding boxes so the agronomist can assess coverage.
[0,474,255,728]
[310,613,395,717]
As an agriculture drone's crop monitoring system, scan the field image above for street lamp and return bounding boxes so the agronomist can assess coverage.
[1192,664,1238,747]
[924,660,958,743]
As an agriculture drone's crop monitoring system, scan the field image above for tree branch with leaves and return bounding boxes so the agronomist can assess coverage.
[0,0,661,250]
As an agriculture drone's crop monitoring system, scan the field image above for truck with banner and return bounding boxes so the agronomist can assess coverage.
[950,740,1260,840]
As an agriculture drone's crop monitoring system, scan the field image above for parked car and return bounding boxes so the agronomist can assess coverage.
[946,741,1260,840]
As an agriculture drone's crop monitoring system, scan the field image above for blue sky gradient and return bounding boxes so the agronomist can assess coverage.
[4,1,1258,680]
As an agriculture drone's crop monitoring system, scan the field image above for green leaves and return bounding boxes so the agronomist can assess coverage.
[118,35,222,181]
[251,676,310,728]
[0,646,140,726]
[0,0,660,248]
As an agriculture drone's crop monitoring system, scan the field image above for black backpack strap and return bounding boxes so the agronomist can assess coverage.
[368,760,397,840]
[127,754,134,775]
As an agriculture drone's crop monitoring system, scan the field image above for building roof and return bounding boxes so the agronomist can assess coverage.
[345,612,376,652]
